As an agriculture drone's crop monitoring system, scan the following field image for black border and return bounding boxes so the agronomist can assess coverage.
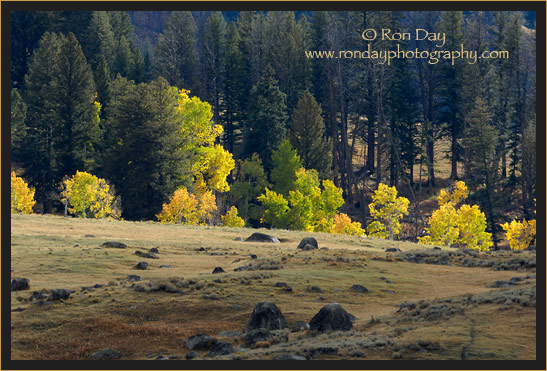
[2,1,545,371]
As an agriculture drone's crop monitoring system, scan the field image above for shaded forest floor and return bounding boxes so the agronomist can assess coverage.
[10,214,536,360]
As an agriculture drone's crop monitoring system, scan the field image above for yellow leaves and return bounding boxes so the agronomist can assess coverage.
[367,183,409,240]
[156,187,217,225]
[60,171,119,219]
[501,219,536,250]
[257,187,289,228]
[330,213,366,236]
[419,181,492,251]
[437,180,468,206]
[11,171,36,214]
[195,144,235,192]
[222,206,245,228]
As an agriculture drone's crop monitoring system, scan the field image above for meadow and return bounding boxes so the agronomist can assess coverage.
[10,213,536,360]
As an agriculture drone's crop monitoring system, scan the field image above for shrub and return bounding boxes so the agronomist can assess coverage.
[330,213,366,236]
[11,171,36,214]
[222,206,245,227]
[367,183,409,240]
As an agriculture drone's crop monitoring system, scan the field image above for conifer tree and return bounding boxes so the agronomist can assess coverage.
[155,11,199,91]
[290,91,331,178]
[243,64,288,172]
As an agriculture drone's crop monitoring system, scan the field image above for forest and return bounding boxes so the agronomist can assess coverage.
[10,10,537,250]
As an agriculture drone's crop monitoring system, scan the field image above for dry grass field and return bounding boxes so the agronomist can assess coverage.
[10,214,536,361]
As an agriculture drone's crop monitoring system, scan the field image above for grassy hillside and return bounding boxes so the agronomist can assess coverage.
[10,214,536,360]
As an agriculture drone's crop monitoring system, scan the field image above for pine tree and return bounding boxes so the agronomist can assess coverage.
[202,11,226,127]
[243,64,289,172]
[222,21,246,154]
[155,11,199,91]
[102,77,187,220]
[81,11,115,71]
[21,32,99,212]
[437,11,465,180]
[290,91,331,178]
[270,140,302,196]
[11,88,27,158]
[463,97,500,249]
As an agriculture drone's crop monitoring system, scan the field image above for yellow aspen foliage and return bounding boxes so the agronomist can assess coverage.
[11,171,36,214]
[195,144,236,192]
[61,171,119,219]
[367,183,409,240]
[156,187,199,224]
[222,206,245,227]
[330,213,366,236]
[501,201,536,250]
[418,181,492,251]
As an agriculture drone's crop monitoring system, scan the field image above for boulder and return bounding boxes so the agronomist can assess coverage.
[297,237,318,250]
[245,301,288,332]
[245,232,280,243]
[291,321,310,332]
[148,247,159,254]
[135,251,158,259]
[127,275,141,281]
[11,278,30,291]
[50,289,71,301]
[185,334,217,350]
[385,247,401,252]
[207,341,234,357]
[101,242,127,249]
[350,284,369,293]
[309,286,323,293]
[135,262,148,270]
[300,244,316,251]
[91,348,120,360]
[244,328,272,346]
[185,351,199,360]
[30,291,48,300]
[308,303,353,332]
[234,237,244,241]
[212,267,225,274]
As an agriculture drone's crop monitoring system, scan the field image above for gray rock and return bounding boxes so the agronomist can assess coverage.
[397,301,416,311]
[91,348,120,360]
[249,254,257,259]
[135,251,158,259]
[212,267,225,274]
[155,356,169,360]
[385,247,401,252]
[350,284,369,293]
[231,304,243,311]
[234,237,244,241]
[207,341,234,357]
[244,328,272,346]
[159,265,173,268]
[382,289,395,294]
[135,262,148,270]
[309,346,338,357]
[185,351,199,360]
[275,354,307,360]
[283,286,293,293]
[309,286,323,293]
[275,282,287,287]
[320,247,329,250]
[101,242,127,248]
[50,289,70,301]
[148,247,159,254]
[245,301,288,332]
[309,303,353,332]
[245,232,280,243]
[11,278,30,291]
[30,291,48,300]
[185,334,217,350]
[127,275,141,281]
[300,244,316,251]
[291,321,310,332]
[84,234,95,237]
[297,237,318,250]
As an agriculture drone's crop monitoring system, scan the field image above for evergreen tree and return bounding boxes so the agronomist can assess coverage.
[202,11,226,127]
[290,91,331,178]
[81,11,115,71]
[243,64,289,172]
[437,11,465,180]
[463,97,500,249]
[222,21,246,154]
[21,32,99,212]
[11,88,27,158]
[102,77,187,220]
[155,11,199,91]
